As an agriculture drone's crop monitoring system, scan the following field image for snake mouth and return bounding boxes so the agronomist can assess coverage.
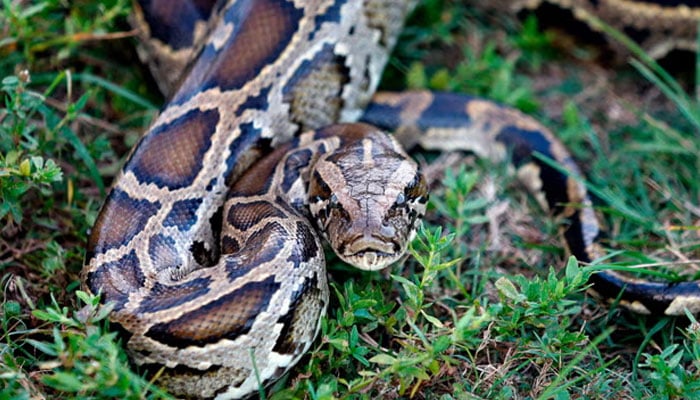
[338,235,402,271]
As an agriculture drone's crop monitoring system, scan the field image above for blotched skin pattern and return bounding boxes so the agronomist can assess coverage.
[83,0,700,398]
[85,1,422,398]
[470,0,700,58]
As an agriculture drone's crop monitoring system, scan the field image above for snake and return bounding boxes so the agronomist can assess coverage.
[81,0,700,398]
[471,0,700,59]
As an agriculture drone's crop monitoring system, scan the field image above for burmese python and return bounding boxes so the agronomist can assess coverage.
[82,0,700,398]
[472,0,700,59]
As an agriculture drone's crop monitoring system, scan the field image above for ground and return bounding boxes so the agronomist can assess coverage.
[1,0,700,399]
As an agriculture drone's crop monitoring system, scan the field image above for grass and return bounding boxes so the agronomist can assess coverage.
[2,0,700,399]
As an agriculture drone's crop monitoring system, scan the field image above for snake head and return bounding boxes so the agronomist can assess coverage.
[309,126,428,271]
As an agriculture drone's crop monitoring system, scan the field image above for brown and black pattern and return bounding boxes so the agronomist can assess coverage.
[272,274,324,355]
[144,275,280,348]
[224,221,289,269]
[84,1,700,399]
[126,108,219,189]
[147,234,183,272]
[137,277,213,314]
[305,124,427,270]
[282,43,350,131]
[131,0,219,95]
[226,200,287,232]
[172,0,305,104]
[163,197,203,231]
[85,0,408,397]
[85,250,144,311]
[86,189,161,258]
[135,0,217,50]
[469,0,700,59]
[362,90,700,316]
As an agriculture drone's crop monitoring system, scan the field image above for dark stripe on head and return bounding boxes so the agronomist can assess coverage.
[172,0,303,103]
[126,108,218,189]
[404,171,428,202]
[323,139,355,163]
[309,170,332,202]
[86,250,143,310]
[87,189,161,256]
[322,131,402,168]
[144,275,279,348]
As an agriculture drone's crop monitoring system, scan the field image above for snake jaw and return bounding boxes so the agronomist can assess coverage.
[340,250,401,271]
[337,232,403,270]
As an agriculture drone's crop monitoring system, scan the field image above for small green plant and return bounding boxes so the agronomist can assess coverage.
[23,291,170,399]
[1,0,131,68]
[638,343,700,398]
[511,15,557,70]
[0,74,64,227]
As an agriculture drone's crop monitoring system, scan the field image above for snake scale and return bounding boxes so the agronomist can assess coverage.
[471,0,700,59]
[81,0,700,398]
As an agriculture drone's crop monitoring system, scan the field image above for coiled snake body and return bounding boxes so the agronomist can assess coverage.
[82,0,700,398]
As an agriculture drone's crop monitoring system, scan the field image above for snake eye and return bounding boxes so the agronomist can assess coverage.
[395,192,406,206]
